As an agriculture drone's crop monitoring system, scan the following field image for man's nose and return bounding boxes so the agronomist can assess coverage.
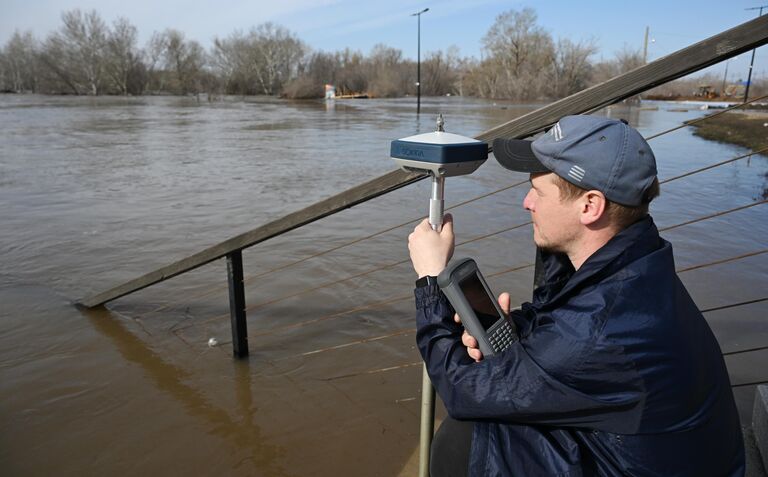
[523,189,534,211]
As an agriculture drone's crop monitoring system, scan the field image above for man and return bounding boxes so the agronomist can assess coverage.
[408,115,744,476]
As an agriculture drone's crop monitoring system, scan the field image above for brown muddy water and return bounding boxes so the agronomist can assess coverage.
[1,95,766,476]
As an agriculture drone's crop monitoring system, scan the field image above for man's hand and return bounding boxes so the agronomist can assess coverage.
[408,214,455,278]
[454,292,511,362]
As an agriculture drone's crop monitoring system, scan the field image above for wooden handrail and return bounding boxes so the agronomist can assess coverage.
[77,13,768,308]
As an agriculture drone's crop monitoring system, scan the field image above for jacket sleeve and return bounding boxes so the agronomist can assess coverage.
[415,284,646,434]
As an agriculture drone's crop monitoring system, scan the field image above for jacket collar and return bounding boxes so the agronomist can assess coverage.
[533,216,663,307]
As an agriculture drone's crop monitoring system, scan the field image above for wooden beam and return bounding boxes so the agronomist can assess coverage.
[77,14,768,308]
[78,170,424,307]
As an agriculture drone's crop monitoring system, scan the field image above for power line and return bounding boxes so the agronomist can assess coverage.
[700,297,768,314]
[659,200,767,233]
[676,249,767,274]
[723,343,768,357]
[732,379,768,388]
[659,146,768,184]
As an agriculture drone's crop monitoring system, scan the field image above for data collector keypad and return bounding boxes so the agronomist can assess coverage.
[489,320,517,353]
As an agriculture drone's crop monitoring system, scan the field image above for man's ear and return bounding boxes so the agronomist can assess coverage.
[578,190,607,226]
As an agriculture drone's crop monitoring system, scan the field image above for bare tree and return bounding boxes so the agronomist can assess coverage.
[211,31,258,94]
[303,51,338,85]
[0,30,40,92]
[614,46,644,74]
[142,32,166,92]
[6,5,671,100]
[105,17,140,94]
[282,51,341,98]
[422,47,461,96]
[161,29,205,94]
[210,34,239,92]
[463,59,502,98]
[481,8,554,99]
[334,48,366,95]
[210,24,306,95]
[366,44,409,97]
[452,55,477,97]
[38,38,78,94]
[546,38,597,98]
[41,9,108,95]
[250,23,306,95]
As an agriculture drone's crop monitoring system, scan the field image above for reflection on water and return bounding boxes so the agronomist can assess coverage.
[81,306,289,476]
[0,95,766,475]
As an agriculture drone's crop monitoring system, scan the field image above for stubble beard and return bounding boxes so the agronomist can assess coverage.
[532,226,574,255]
[533,232,563,254]
[534,239,566,255]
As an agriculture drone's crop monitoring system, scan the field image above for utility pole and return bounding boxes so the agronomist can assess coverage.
[643,26,650,64]
[722,59,731,96]
[412,7,429,114]
[744,5,767,102]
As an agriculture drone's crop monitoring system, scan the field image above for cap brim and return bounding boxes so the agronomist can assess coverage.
[492,138,549,173]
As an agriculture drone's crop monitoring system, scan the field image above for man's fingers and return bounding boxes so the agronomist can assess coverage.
[454,312,461,324]
[462,330,483,362]
[462,330,478,349]
[498,292,511,314]
[468,349,483,362]
[416,214,454,234]
[441,214,454,235]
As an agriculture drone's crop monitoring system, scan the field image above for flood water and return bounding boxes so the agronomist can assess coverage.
[1,94,766,476]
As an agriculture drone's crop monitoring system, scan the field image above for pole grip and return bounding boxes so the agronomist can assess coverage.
[429,198,444,231]
[429,175,445,232]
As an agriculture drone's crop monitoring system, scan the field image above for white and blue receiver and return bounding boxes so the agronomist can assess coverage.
[390,115,488,231]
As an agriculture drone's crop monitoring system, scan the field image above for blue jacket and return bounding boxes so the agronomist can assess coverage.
[415,216,744,476]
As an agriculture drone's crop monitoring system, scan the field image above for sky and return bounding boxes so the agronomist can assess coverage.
[2,0,766,82]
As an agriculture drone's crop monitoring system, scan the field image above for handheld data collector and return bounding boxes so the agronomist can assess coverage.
[437,258,519,357]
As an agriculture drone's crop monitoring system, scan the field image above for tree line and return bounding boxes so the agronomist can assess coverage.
[1,8,651,100]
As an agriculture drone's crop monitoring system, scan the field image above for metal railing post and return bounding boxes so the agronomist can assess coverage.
[226,250,249,358]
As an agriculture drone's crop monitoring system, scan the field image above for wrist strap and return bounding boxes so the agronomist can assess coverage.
[415,275,438,288]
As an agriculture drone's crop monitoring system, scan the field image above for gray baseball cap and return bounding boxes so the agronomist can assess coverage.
[493,115,657,206]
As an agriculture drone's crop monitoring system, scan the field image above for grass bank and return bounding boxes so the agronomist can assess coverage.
[688,112,768,154]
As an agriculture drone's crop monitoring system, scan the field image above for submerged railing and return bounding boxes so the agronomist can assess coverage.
[77,14,768,477]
